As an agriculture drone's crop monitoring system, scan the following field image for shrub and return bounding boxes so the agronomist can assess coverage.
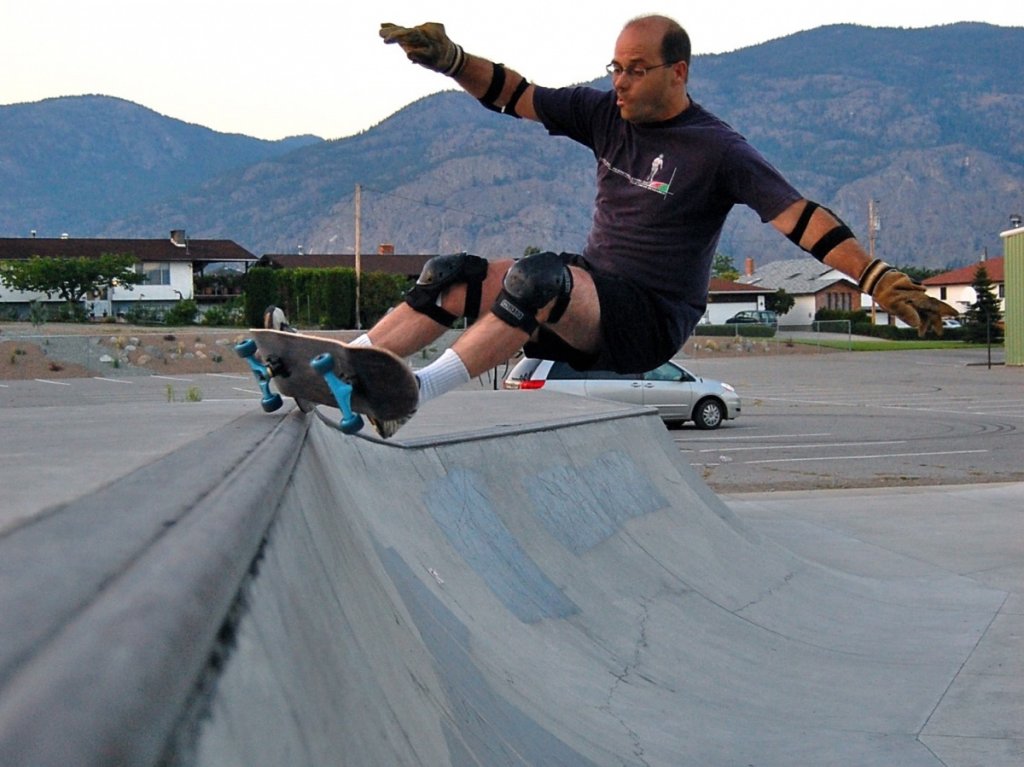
[165,299,199,326]
[201,298,245,327]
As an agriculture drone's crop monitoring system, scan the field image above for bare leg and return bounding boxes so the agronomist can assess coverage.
[366,258,514,358]
[367,257,602,370]
[367,261,603,434]
[365,257,601,411]
[450,267,602,377]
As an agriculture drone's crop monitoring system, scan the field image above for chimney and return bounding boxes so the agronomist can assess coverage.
[170,229,187,247]
[745,257,755,277]
[378,243,395,256]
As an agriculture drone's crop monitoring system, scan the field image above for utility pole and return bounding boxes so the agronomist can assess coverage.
[354,184,362,330]
[868,199,880,324]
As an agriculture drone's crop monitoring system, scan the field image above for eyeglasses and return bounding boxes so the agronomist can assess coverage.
[605,61,679,79]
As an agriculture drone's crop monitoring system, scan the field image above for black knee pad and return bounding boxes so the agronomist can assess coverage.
[491,251,573,334]
[404,252,489,327]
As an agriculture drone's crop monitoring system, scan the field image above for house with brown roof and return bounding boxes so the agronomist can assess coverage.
[738,257,861,327]
[702,277,777,324]
[0,230,255,318]
[921,257,1005,317]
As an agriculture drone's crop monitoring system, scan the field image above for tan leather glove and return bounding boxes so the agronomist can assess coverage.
[379,22,465,76]
[859,259,959,337]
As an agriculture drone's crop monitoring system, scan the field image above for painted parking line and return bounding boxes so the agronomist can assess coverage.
[701,440,907,454]
[676,432,833,444]
[93,377,133,385]
[744,449,989,465]
[34,379,71,386]
[151,375,194,382]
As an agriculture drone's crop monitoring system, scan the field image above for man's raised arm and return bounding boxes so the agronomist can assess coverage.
[772,198,959,336]
[380,22,538,121]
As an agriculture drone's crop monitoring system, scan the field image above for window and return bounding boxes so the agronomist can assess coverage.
[644,363,687,382]
[586,370,638,382]
[139,262,171,286]
[548,361,589,380]
[826,292,852,312]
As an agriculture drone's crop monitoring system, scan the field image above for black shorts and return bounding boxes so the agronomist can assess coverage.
[522,254,692,374]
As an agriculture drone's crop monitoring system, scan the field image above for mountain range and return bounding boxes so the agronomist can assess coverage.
[1,22,1022,269]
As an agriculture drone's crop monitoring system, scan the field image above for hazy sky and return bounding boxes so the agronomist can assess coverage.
[3,1,1022,140]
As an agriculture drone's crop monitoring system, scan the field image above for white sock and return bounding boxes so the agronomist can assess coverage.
[415,348,470,406]
[349,333,372,347]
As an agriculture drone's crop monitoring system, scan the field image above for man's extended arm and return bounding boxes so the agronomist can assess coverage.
[380,22,538,121]
[772,199,959,336]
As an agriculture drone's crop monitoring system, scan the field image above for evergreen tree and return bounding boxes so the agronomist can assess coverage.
[963,264,1003,344]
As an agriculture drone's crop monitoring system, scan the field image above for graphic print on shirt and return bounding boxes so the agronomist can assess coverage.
[600,154,676,197]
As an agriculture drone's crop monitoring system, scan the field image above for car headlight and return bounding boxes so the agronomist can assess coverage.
[720,382,736,393]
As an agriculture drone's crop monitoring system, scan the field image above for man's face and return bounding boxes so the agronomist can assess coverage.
[611,23,687,124]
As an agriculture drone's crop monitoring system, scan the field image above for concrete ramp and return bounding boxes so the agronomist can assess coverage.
[185,395,1005,766]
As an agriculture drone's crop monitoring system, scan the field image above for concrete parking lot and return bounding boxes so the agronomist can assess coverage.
[2,343,1021,510]
[669,346,1023,492]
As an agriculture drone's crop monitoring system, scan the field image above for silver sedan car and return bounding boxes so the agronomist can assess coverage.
[503,358,741,429]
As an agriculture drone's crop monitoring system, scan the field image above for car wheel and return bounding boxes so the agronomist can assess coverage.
[693,398,724,430]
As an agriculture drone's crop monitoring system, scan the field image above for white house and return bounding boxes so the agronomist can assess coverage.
[921,256,1006,317]
[738,257,861,328]
[0,230,255,319]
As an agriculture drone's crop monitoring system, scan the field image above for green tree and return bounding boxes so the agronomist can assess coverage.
[963,264,1003,344]
[764,288,795,316]
[712,252,740,281]
[0,253,145,306]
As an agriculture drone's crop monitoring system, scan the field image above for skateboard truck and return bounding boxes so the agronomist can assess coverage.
[234,339,284,413]
[311,352,364,434]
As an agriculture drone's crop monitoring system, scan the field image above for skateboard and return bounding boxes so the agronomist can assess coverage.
[235,329,418,436]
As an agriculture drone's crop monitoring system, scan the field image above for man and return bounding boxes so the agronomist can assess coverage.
[276,15,956,437]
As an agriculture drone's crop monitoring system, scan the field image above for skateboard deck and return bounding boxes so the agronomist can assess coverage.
[236,329,418,435]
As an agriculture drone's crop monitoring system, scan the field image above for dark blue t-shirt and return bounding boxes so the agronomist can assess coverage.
[533,85,801,334]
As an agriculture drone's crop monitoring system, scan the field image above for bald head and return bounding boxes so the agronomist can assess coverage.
[623,15,691,69]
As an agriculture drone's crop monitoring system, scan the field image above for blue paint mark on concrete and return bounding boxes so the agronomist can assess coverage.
[529,451,668,555]
[423,468,578,623]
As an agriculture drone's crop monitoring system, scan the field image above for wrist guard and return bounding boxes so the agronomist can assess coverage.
[478,63,530,118]
[787,201,855,262]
